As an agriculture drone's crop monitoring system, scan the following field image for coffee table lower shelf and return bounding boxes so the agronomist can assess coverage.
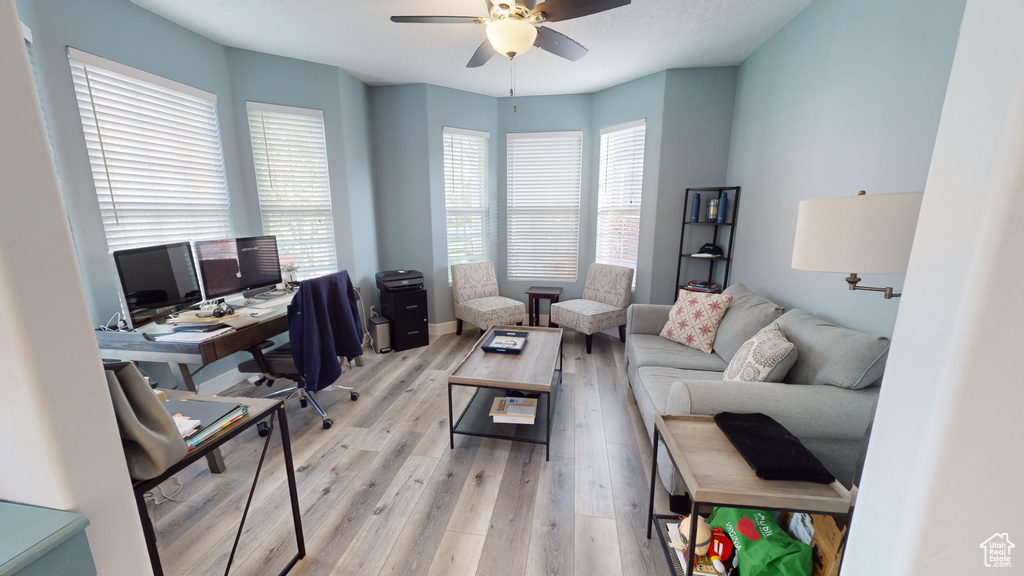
[448,383,559,460]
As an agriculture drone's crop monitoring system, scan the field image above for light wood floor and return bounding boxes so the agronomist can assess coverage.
[149,329,673,576]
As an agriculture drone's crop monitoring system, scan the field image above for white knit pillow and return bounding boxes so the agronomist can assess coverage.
[723,323,797,382]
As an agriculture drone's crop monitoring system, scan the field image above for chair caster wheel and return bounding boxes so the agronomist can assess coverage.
[350,391,360,401]
[322,419,333,430]
[257,422,270,437]
[300,398,308,408]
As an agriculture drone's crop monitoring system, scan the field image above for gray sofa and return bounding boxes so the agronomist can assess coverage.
[625,284,889,492]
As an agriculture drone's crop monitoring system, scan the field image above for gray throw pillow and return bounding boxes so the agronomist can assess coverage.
[775,309,890,389]
[713,283,785,362]
[723,323,798,382]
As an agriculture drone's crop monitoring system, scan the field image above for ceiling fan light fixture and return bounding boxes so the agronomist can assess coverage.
[486,16,537,58]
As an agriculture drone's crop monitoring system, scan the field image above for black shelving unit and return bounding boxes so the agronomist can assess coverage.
[674,187,741,295]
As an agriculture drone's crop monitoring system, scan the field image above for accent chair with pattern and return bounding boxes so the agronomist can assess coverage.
[550,263,634,353]
[451,262,525,334]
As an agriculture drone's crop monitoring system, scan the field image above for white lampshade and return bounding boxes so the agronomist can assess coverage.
[792,191,923,274]
[486,17,537,58]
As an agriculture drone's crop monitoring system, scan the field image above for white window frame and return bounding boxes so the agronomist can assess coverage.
[68,48,234,252]
[247,101,338,281]
[443,126,490,283]
[506,131,583,282]
[596,119,646,283]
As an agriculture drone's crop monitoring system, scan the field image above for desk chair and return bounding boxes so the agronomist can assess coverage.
[238,271,363,431]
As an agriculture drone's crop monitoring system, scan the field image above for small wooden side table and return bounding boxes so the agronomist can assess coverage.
[526,286,562,327]
[646,414,852,576]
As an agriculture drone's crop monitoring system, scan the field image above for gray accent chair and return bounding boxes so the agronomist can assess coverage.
[452,262,525,334]
[550,263,634,353]
[625,283,888,490]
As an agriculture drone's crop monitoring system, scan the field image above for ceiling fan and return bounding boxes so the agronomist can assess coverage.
[391,0,631,67]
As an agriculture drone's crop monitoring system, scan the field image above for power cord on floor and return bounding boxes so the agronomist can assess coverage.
[143,476,187,505]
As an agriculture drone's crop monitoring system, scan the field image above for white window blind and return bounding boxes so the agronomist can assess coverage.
[247,102,338,281]
[506,131,582,281]
[596,120,646,278]
[443,127,490,281]
[68,48,233,252]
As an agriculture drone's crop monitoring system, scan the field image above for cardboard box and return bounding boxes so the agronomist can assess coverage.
[780,513,847,576]
[808,514,847,576]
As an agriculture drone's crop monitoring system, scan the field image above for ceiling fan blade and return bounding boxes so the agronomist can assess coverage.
[390,16,484,24]
[534,26,588,61]
[467,38,498,68]
[530,0,630,22]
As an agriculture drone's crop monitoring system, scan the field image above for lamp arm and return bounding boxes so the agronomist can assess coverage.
[845,273,899,299]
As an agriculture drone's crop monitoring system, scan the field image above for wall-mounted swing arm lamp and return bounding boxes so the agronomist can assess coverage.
[791,190,924,299]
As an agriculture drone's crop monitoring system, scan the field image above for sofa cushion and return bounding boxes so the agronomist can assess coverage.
[627,334,730,373]
[660,291,733,353]
[634,366,723,416]
[713,283,785,362]
[723,323,797,382]
[775,309,890,389]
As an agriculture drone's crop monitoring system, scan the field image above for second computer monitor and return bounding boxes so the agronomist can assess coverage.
[194,235,283,301]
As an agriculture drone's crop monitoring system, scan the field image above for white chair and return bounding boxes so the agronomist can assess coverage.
[452,262,525,334]
[550,263,634,353]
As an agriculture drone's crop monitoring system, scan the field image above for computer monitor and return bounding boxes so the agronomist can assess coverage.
[111,242,203,328]
[193,235,283,301]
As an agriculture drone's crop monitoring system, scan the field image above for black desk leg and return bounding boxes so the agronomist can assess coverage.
[136,489,164,576]
[448,383,455,450]
[279,407,306,561]
[647,427,659,539]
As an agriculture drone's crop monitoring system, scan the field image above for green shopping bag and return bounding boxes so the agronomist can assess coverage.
[708,508,812,576]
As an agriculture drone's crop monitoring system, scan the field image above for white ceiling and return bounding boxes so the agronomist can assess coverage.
[131,0,810,98]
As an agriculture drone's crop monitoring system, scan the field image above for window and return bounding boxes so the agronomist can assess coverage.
[506,131,583,281]
[68,48,233,252]
[596,120,646,279]
[443,127,490,281]
[247,102,338,281]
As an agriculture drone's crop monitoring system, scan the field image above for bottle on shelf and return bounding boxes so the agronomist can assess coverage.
[690,193,701,223]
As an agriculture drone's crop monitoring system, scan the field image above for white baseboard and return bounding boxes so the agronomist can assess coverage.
[197,367,247,396]
[430,315,549,336]
[429,321,458,336]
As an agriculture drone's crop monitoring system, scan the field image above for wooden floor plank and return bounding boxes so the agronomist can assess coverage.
[475,443,543,576]
[574,352,615,519]
[425,531,486,576]
[446,438,512,536]
[574,515,624,576]
[608,442,665,576]
[329,455,440,576]
[524,456,574,576]
[378,436,482,576]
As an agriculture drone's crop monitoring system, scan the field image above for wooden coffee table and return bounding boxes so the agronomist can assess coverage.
[646,414,853,575]
[448,325,563,460]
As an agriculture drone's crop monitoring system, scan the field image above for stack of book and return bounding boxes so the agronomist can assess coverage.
[489,396,538,424]
[164,399,249,449]
[683,280,721,293]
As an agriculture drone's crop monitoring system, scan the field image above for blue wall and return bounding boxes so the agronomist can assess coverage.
[725,0,966,337]
[367,70,738,326]
[17,0,379,386]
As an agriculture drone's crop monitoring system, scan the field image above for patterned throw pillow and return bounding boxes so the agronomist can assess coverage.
[723,323,798,382]
[659,291,733,353]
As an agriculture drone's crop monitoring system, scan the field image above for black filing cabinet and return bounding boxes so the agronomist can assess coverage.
[380,288,429,351]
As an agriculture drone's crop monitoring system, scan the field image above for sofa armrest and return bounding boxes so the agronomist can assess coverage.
[666,380,879,441]
[626,304,672,336]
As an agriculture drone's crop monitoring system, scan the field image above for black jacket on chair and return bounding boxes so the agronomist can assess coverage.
[288,271,363,392]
